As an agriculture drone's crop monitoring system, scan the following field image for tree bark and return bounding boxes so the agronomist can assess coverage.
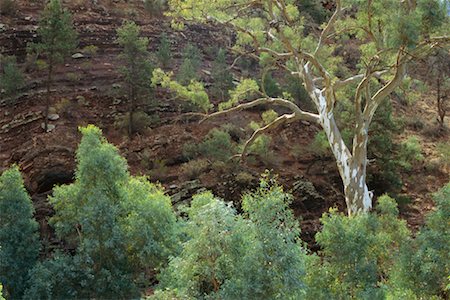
[315,90,372,215]
[44,63,53,132]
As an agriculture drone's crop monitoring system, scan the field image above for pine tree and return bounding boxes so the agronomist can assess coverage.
[0,56,25,102]
[156,33,171,69]
[117,21,154,136]
[30,0,77,132]
[0,166,40,299]
[211,48,233,101]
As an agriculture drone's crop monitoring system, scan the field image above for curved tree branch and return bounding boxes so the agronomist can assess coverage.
[240,113,297,162]
[200,97,320,124]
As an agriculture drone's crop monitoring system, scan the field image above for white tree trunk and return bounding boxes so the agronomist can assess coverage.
[315,89,372,215]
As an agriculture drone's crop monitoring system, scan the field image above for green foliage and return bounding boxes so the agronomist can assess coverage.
[0,167,40,299]
[30,0,77,67]
[177,58,198,85]
[219,78,259,110]
[0,56,25,100]
[114,111,156,134]
[296,0,331,25]
[182,43,203,70]
[154,178,307,299]
[211,48,233,101]
[25,125,178,299]
[398,136,424,171]
[156,33,172,69]
[152,68,212,112]
[306,195,410,299]
[117,21,154,133]
[181,159,209,180]
[389,183,450,298]
[367,100,404,194]
[262,71,282,97]
[227,177,306,299]
[186,129,236,162]
[0,284,4,300]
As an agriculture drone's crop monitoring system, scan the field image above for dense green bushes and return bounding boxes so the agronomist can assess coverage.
[0,126,448,299]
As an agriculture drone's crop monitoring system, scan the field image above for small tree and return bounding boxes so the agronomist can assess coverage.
[117,21,154,136]
[0,166,40,299]
[156,33,172,69]
[0,56,25,103]
[30,0,77,132]
[211,48,233,101]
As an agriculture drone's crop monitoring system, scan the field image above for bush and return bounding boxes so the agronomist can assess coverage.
[0,167,40,299]
[398,136,424,171]
[181,158,209,180]
[81,45,98,57]
[389,183,450,297]
[306,195,410,299]
[211,48,233,101]
[248,134,274,165]
[154,178,307,299]
[156,33,171,69]
[199,129,236,161]
[115,111,156,134]
[0,56,25,100]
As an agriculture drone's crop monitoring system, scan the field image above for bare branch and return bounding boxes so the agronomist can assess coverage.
[200,97,320,124]
[240,113,297,161]
[333,70,388,89]
[314,0,342,55]
[365,50,407,121]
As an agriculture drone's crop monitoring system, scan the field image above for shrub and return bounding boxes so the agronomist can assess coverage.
[176,58,197,85]
[181,158,209,180]
[0,167,40,299]
[114,111,154,134]
[0,56,25,100]
[398,136,424,171]
[261,71,281,97]
[437,142,450,167]
[198,129,236,161]
[156,33,171,69]
[248,134,275,165]
[211,48,233,101]
[389,183,450,298]
[154,178,307,299]
[81,45,98,57]
[306,195,410,299]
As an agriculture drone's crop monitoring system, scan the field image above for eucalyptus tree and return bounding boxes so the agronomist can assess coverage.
[0,167,40,299]
[160,0,448,215]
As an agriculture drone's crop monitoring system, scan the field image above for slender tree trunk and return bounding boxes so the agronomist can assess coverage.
[44,63,53,132]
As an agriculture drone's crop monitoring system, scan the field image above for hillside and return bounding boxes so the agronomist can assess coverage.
[0,0,448,248]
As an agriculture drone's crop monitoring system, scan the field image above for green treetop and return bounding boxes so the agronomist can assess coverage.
[116,21,154,136]
[0,166,40,300]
